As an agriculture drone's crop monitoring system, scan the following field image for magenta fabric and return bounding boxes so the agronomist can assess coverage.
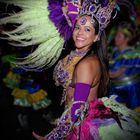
[71,83,91,122]
[66,100,101,140]
[66,100,116,140]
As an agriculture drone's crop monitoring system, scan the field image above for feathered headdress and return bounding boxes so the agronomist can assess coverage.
[0,0,136,71]
[79,0,117,36]
[0,0,81,71]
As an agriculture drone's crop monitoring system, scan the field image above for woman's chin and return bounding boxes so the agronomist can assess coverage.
[75,43,85,50]
[75,45,89,51]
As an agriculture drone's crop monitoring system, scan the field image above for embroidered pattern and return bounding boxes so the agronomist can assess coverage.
[53,49,88,103]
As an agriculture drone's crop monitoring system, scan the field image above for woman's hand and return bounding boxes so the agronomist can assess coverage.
[32,131,46,140]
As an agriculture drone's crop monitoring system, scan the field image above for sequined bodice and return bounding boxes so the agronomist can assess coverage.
[53,50,88,89]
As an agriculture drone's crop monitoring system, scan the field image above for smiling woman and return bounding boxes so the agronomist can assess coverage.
[32,1,140,139]
[73,16,99,51]
[0,0,140,140]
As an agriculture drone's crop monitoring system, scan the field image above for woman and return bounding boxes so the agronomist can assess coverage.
[109,22,140,111]
[32,3,140,140]
[0,0,139,139]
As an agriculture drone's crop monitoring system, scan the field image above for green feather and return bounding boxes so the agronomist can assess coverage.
[0,0,64,70]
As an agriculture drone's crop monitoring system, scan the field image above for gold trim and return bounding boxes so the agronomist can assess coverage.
[26,89,48,103]
[134,106,140,113]
[12,88,28,98]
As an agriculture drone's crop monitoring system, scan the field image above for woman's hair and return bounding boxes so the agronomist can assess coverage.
[118,21,136,45]
[61,16,109,97]
[76,16,109,97]
[94,31,109,97]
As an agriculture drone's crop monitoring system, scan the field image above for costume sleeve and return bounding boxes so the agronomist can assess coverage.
[45,83,91,139]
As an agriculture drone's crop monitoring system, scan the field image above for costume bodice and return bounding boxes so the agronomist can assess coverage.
[53,49,88,89]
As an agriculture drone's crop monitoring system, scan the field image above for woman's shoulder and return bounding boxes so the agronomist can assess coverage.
[74,55,101,84]
[79,55,100,67]
[76,55,100,73]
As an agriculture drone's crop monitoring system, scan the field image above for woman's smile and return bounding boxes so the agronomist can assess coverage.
[73,16,98,51]
[76,37,85,41]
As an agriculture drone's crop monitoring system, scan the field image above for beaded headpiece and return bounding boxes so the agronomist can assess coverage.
[79,0,117,35]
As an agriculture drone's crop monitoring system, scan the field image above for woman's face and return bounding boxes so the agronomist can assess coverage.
[73,16,98,51]
[115,31,129,47]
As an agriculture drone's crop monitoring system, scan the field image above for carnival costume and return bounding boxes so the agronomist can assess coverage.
[109,21,140,112]
[1,54,51,110]
[110,46,140,111]
[2,54,21,89]
[12,73,51,110]
[52,46,140,140]
[0,0,140,139]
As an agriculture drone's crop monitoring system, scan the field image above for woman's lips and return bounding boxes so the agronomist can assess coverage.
[76,37,85,41]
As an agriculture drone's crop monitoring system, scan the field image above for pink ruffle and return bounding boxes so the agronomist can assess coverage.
[65,99,112,140]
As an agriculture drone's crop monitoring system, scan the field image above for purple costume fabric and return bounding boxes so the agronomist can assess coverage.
[99,0,109,7]
[45,83,91,139]
[67,0,79,28]
[48,0,71,40]
[71,83,91,122]
[48,0,79,41]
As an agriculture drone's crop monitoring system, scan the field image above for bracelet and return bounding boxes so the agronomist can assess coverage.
[72,100,86,105]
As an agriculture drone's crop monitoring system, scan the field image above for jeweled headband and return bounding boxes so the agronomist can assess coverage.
[79,0,117,36]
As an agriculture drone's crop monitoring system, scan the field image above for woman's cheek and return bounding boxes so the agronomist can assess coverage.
[72,32,77,42]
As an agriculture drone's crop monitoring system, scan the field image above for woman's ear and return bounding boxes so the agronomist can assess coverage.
[93,35,99,42]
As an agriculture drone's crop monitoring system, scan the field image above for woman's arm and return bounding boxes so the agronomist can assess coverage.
[71,57,100,122]
[33,57,100,140]
[109,68,126,79]
[74,57,100,85]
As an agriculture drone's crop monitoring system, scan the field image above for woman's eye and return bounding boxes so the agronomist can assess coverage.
[85,28,90,32]
[75,25,80,30]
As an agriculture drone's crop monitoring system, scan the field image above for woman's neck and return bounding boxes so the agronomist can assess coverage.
[75,45,91,53]
[75,48,89,53]
[118,44,129,52]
